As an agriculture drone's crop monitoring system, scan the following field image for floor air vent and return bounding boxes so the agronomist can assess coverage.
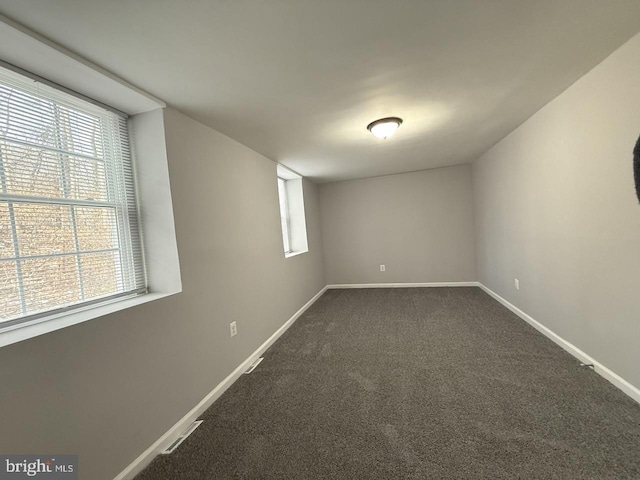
[161,420,203,454]
[244,357,264,374]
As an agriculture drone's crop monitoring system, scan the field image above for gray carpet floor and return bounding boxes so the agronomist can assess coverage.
[136,287,640,479]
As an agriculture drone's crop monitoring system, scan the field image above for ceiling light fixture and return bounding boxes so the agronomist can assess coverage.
[367,117,403,139]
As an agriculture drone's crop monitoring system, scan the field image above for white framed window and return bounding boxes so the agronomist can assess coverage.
[277,176,292,254]
[0,65,145,329]
[276,165,308,258]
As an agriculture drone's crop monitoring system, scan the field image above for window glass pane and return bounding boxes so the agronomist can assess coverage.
[0,85,59,150]
[21,255,81,315]
[13,203,75,256]
[55,105,104,158]
[281,217,290,253]
[0,260,21,319]
[0,142,108,201]
[0,203,13,258]
[1,142,64,198]
[80,251,120,300]
[66,155,108,201]
[75,206,117,252]
[0,84,104,159]
[277,178,291,253]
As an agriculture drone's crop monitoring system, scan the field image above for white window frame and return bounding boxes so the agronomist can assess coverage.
[276,165,308,258]
[0,67,146,327]
[0,17,181,348]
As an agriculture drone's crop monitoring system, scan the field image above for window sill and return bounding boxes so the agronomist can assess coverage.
[285,250,308,259]
[0,291,179,348]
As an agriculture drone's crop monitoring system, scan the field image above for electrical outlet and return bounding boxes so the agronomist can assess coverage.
[514,278,520,290]
[380,265,385,272]
[230,321,237,337]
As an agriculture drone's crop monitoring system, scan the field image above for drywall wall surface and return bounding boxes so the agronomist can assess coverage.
[473,32,640,390]
[319,165,476,284]
[0,108,325,479]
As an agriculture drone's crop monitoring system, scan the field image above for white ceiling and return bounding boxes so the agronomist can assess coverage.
[1,1,639,182]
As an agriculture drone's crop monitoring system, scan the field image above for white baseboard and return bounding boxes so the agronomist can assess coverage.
[477,283,640,405]
[327,282,479,289]
[114,285,328,480]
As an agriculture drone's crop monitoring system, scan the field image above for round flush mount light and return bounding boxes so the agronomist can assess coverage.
[367,117,403,139]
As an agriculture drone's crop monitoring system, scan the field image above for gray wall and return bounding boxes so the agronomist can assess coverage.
[473,32,640,389]
[0,108,326,480]
[319,165,476,284]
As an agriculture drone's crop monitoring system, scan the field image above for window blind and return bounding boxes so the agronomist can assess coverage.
[0,65,145,327]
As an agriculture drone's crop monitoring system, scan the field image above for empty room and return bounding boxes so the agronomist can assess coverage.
[0,1,639,479]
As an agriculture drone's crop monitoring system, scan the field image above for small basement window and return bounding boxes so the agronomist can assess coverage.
[276,165,308,258]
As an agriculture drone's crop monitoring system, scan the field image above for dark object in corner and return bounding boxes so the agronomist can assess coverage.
[635,135,640,203]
